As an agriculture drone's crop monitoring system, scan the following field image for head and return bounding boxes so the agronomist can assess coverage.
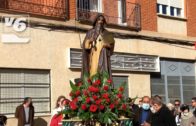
[180,104,190,116]
[23,97,32,107]
[56,95,66,108]
[151,96,163,113]
[174,99,181,108]
[0,115,7,125]
[167,103,175,111]
[93,15,106,29]
[191,97,196,108]
[138,99,142,107]
[141,96,151,110]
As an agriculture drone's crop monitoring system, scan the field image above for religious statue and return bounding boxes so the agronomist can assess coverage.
[82,15,115,79]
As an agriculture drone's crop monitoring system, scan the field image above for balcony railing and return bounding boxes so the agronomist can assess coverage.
[0,0,68,19]
[77,1,141,31]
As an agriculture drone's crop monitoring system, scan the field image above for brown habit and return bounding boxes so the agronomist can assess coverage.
[81,28,115,79]
[15,105,34,126]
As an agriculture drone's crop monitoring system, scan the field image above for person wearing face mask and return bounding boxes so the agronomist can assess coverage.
[133,96,152,126]
[180,104,193,126]
[149,96,177,126]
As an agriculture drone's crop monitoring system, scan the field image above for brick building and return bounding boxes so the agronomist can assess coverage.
[0,0,196,125]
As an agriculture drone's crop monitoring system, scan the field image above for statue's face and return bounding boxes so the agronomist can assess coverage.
[96,16,105,27]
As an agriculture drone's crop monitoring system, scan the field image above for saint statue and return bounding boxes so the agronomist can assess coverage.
[82,15,115,79]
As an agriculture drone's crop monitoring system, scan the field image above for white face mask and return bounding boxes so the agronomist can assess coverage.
[150,107,156,113]
[142,103,150,110]
[183,112,189,116]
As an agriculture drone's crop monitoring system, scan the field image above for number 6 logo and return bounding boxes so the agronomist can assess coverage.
[5,17,27,32]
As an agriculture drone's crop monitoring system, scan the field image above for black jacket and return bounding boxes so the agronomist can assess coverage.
[151,105,177,126]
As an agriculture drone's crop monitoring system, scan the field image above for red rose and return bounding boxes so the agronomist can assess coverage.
[73,97,78,103]
[87,79,91,83]
[92,95,98,100]
[103,85,109,91]
[69,101,77,110]
[69,92,74,97]
[107,79,112,84]
[106,98,110,103]
[86,97,91,103]
[119,87,124,92]
[88,86,99,93]
[110,104,115,109]
[102,93,109,99]
[92,80,101,86]
[99,105,105,110]
[117,93,123,99]
[95,99,101,105]
[122,104,127,110]
[81,104,87,110]
[83,90,88,96]
[90,104,98,112]
[95,80,101,85]
[75,90,80,96]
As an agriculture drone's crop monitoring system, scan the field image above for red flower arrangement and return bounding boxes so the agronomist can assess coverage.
[62,72,132,124]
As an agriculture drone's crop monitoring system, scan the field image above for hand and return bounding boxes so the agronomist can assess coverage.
[89,37,94,42]
[143,122,151,126]
[103,43,111,48]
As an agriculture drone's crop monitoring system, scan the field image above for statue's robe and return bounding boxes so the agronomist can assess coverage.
[81,29,115,79]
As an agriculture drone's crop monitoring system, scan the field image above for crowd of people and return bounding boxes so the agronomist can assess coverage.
[130,96,196,126]
[48,95,196,126]
[0,96,195,126]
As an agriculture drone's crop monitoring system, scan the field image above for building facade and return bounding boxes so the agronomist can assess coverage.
[0,0,196,125]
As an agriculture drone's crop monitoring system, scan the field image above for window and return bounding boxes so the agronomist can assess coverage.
[77,0,102,12]
[162,5,167,15]
[0,69,50,115]
[157,4,160,13]
[176,8,181,17]
[170,6,175,16]
[157,4,168,15]
[113,76,129,98]
[157,0,184,17]
[151,60,196,104]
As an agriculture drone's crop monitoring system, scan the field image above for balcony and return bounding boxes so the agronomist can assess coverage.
[77,0,141,31]
[0,0,68,19]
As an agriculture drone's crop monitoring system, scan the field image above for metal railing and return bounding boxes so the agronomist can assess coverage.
[76,0,141,31]
[0,0,68,19]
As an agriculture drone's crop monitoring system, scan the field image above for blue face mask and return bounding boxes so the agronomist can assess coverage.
[142,103,150,110]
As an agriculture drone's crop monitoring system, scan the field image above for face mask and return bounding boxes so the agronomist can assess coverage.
[142,103,150,110]
[150,107,156,113]
[183,112,189,116]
